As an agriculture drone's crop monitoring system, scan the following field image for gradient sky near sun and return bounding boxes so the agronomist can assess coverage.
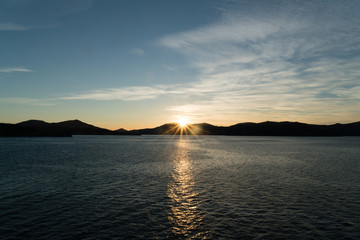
[1,0,360,130]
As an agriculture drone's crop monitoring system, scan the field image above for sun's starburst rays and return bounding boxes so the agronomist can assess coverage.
[160,117,202,137]
[177,118,189,127]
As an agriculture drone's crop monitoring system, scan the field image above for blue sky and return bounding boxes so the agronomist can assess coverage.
[1,0,359,129]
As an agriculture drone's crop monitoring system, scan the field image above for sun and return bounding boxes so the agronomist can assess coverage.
[163,117,197,135]
[177,117,189,127]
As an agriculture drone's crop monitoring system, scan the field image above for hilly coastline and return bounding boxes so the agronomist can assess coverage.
[0,120,113,137]
[1,119,360,137]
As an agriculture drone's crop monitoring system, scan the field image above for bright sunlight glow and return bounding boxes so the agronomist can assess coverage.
[177,118,189,127]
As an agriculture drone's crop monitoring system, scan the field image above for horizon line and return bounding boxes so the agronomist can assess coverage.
[2,118,360,132]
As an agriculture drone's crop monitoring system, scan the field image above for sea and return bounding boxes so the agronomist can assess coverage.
[0,135,359,239]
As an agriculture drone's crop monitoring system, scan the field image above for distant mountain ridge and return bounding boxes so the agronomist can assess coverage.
[0,119,114,137]
[0,119,360,137]
[124,121,360,136]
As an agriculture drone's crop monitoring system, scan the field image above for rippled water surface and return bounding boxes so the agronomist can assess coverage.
[1,136,359,239]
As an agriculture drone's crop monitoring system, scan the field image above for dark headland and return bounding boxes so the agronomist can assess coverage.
[0,119,359,137]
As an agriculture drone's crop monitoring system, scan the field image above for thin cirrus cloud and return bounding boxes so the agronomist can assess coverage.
[61,1,360,123]
[61,80,232,102]
[0,22,29,31]
[62,86,175,101]
[0,67,33,73]
[130,48,145,56]
[157,1,360,122]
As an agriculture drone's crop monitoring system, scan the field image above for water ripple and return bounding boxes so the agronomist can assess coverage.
[0,136,359,239]
[167,139,211,239]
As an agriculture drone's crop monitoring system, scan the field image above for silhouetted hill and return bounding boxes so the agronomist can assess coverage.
[1,120,360,137]
[128,121,360,136]
[329,122,360,136]
[128,123,179,135]
[114,127,142,135]
[115,128,128,133]
[190,123,227,135]
[16,120,67,136]
[127,123,220,135]
[0,123,46,137]
[225,121,335,136]
[49,120,114,135]
[221,122,312,136]
[17,120,50,129]
[1,119,114,137]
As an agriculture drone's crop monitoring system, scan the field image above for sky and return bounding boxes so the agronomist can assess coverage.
[1,0,360,130]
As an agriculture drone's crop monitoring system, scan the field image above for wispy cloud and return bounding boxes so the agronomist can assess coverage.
[60,81,230,102]
[0,22,28,31]
[130,48,144,56]
[60,1,360,124]
[157,1,360,123]
[0,67,33,73]
[62,86,174,101]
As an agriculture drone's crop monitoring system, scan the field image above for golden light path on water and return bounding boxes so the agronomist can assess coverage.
[167,138,211,239]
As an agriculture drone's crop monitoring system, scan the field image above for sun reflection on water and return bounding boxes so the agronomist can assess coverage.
[167,140,210,239]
